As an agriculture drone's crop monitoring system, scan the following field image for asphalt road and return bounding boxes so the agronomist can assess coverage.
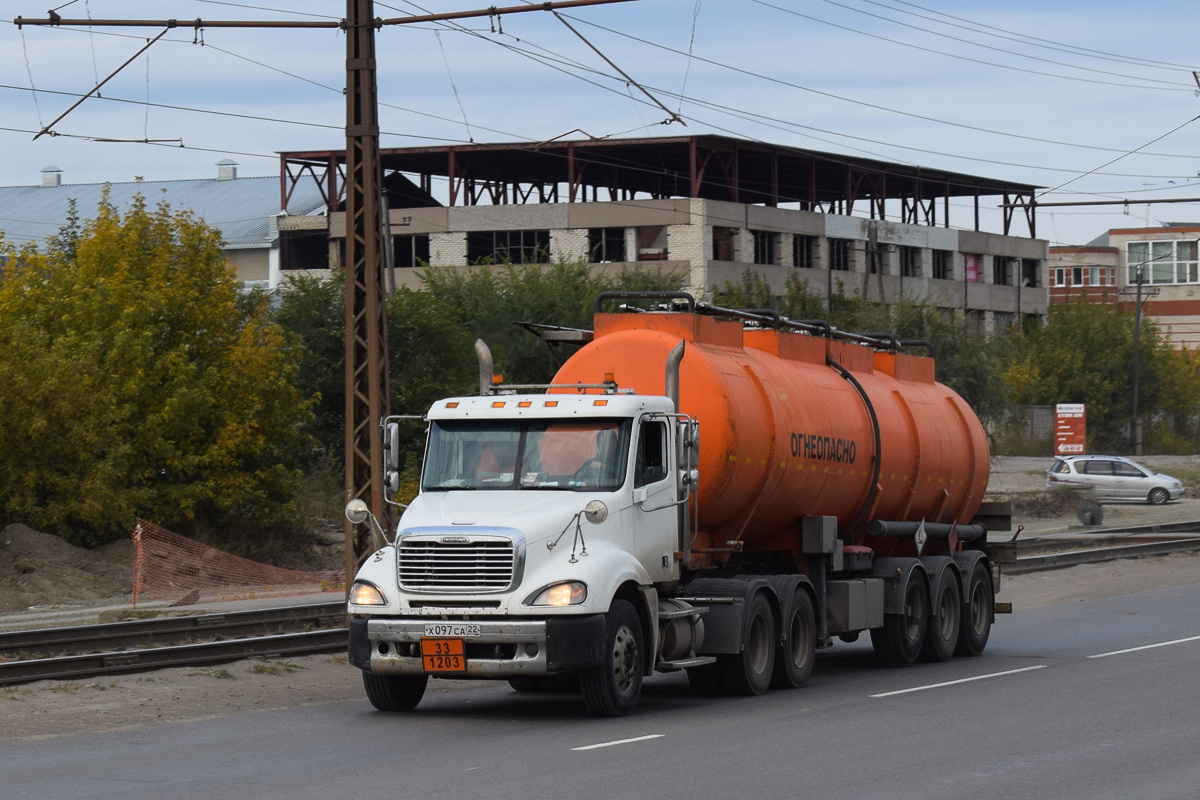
[5,582,1200,800]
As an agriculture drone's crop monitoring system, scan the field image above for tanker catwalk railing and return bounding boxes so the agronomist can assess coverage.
[591,292,936,356]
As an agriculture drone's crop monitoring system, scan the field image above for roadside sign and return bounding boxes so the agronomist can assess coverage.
[1055,403,1086,455]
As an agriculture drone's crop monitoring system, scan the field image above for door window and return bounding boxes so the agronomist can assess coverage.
[635,421,669,488]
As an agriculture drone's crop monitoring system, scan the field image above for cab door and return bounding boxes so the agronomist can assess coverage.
[630,418,677,582]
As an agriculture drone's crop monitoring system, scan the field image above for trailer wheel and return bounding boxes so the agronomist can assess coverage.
[919,569,961,662]
[955,560,994,657]
[770,589,816,689]
[717,592,776,695]
[362,672,428,712]
[580,600,643,717]
[870,569,928,664]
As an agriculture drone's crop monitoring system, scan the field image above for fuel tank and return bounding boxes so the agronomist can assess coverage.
[551,311,989,557]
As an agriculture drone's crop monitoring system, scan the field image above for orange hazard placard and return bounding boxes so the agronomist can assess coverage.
[1055,404,1086,455]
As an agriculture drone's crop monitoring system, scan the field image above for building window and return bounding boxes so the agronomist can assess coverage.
[994,312,1015,334]
[712,227,735,261]
[1021,258,1040,288]
[588,228,625,262]
[992,256,1012,285]
[752,230,778,265]
[793,235,816,269]
[280,229,329,271]
[393,234,430,268]
[829,239,851,271]
[932,250,951,280]
[466,230,550,265]
[899,246,919,278]
[1128,240,1199,285]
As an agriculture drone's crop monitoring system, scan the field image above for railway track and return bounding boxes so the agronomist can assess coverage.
[2,525,1199,686]
[0,602,347,687]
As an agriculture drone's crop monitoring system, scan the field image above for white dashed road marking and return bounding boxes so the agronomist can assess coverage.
[572,734,665,751]
[870,665,1047,698]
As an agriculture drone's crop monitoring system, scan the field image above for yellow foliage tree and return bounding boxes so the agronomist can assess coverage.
[0,193,313,548]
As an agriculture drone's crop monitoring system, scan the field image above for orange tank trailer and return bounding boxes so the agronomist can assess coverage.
[551,311,990,564]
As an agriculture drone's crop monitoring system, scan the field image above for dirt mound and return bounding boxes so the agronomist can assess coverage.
[1001,489,1096,519]
[0,524,134,613]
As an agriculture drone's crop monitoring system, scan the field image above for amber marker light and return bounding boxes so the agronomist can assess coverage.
[544,400,559,407]
[518,401,532,408]
[446,402,459,409]
[492,401,506,408]
[593,399,609,406]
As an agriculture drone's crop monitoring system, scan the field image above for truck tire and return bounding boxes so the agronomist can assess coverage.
[717,591,776,695]
[770,589,816,689]
[870,569,928,664]
[580,600,643,717]
[919,569,961,663]
[362,672,428,712]
[955,560,994,657]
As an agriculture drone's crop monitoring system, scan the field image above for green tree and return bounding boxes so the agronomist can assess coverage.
[1004,299,1200,452]
[0,194,314,548]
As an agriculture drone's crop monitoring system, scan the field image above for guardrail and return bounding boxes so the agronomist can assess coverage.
[0,602,347,687]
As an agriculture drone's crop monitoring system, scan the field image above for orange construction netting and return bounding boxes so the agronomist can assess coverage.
[131,519,344,607]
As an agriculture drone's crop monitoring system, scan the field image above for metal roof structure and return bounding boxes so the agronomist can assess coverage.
[0,172,325,251]
[281,134,1042,237]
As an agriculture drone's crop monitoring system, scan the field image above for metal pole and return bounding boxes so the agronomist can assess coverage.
[343,0,392,591]
[1132,265,1143,456]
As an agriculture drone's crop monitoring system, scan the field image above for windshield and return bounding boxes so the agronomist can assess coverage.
[423,419,631,492]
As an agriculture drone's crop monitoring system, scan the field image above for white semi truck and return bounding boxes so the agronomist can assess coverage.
[346,295,1011,716]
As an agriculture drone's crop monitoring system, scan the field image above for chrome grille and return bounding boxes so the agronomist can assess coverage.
[398,536,517,593]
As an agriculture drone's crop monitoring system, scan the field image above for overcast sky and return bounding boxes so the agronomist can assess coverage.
[3,0,1199,247]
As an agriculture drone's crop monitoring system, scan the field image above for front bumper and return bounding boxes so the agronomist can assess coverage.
[349,615,605,678]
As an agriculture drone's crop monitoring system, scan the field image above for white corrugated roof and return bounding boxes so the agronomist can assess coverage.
[0,174,325,250]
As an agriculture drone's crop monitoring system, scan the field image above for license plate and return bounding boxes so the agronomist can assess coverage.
[423,623,481,637]
[421,638,466,673]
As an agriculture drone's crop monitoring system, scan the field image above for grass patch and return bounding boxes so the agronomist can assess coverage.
[187,667,234,679]
[249,659,305,676]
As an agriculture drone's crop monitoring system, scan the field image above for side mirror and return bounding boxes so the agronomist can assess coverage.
[383,422,401,472]
[676,420,698,468]
[345,498,370,525]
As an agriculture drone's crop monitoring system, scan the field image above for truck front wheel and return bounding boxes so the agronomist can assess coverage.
[580,600,643,716]
[362,672,428,712]
[717,591,776,695]
[871,569,928,664]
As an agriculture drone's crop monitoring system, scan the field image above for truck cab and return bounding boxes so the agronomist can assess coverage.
[347,390,698,716]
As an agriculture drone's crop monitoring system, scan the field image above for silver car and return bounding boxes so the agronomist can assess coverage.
[1046,455,1185,505]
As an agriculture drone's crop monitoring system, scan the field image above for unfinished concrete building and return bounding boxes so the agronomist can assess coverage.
[277,135,1048,333]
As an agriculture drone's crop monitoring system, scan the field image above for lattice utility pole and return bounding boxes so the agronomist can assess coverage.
[15,0,634,590]
[342,0,392,583]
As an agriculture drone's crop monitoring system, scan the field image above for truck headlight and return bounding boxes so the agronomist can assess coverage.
[350,581,387,606]
[526,581,587,607]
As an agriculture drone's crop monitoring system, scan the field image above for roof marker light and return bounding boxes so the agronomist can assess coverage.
[446,402,459,409]
[492,401,505,408]
[545,400,559,407]
[593,399,609,407]
[518,401,532,408]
